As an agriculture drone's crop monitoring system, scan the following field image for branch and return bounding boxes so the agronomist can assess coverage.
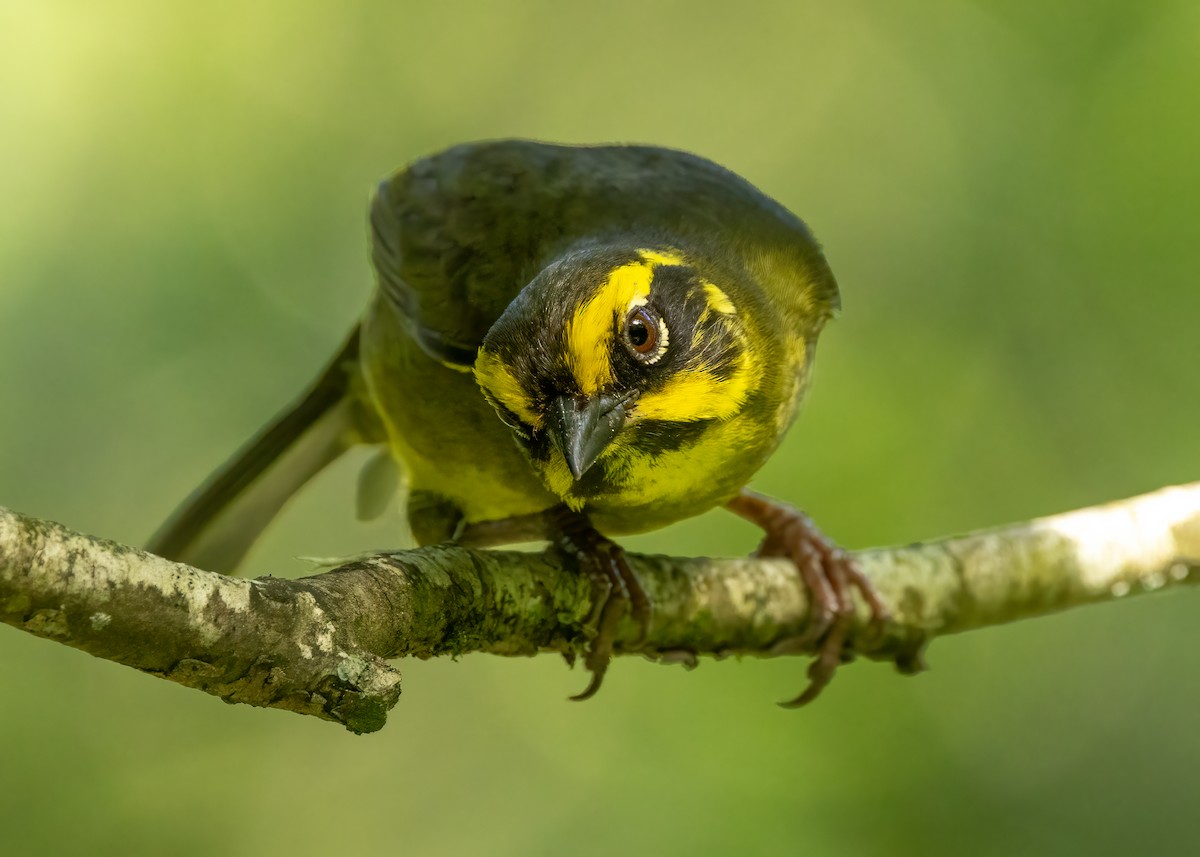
[2,484,1198,733]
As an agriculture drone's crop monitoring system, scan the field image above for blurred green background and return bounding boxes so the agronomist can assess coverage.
[2,1,1199,854]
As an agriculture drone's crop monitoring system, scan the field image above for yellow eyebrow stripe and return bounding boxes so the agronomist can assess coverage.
[566,261,654,395]
[474,349,542,427]
[564,247,698,396]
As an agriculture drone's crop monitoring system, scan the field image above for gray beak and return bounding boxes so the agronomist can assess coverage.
[548,393,630,480]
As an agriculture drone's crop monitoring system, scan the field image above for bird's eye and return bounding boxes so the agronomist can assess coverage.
[624,306,663,361]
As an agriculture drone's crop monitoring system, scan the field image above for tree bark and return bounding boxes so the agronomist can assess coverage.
[2,483,1198,734]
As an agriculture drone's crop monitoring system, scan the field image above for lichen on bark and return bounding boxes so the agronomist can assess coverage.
[1,482,1198,733]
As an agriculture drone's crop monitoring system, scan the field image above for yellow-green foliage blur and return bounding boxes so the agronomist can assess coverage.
[2,2,1199,855]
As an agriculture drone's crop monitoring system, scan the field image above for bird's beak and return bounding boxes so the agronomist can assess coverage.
[547,393,630,480]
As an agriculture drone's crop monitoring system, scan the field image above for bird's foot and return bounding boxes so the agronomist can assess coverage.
[552,510,651,701]
[727,490,888,707]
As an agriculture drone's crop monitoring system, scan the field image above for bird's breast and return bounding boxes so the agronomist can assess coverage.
[533,407,783,534]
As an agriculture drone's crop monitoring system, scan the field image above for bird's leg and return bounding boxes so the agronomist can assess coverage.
[726,489,888,707]
[548,508,651,701]
[455,510,558,547]
[457,508,650,698]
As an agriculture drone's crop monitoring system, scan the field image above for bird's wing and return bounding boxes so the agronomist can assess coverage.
[368,140,836,369]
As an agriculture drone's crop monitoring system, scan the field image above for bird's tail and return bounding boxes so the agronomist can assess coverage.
[146,324,380,573]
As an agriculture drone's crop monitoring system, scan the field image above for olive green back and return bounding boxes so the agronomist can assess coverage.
[370,141,837,365]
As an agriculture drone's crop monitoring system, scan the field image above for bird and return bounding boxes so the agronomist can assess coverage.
[147,139,887,705]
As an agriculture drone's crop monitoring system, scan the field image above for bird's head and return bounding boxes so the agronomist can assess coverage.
[475,241,824,511]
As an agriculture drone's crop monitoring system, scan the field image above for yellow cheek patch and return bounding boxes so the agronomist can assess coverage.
[566,261,654,395]
[598,411,770,511]
[634,354,758,422]
[473,350,542,428]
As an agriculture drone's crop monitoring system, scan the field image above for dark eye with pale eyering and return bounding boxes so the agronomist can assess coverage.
[623,305,662,361]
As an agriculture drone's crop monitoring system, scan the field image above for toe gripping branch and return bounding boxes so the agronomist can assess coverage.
[550,508,651,701]
[727,490,889,707]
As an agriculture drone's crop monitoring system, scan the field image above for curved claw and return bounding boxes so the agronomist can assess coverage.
[554,509,650,701]
[845,560,889,647]
[627,576,652,647]
[777,610,852,708]
[728,490,889,706]
[569,671,606,702]
[568,580,626,701]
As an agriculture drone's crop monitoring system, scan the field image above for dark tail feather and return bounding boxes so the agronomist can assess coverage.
[147,325,370,573]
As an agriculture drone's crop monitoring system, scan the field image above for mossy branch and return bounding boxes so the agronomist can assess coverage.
[2,483,1199,734]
